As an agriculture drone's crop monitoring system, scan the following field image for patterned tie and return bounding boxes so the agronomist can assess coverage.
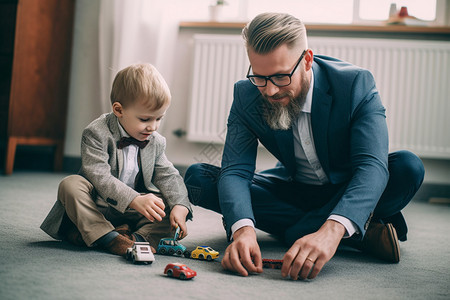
[117,137,149,149]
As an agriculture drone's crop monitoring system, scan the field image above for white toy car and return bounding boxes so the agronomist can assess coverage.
[126,242,155,264]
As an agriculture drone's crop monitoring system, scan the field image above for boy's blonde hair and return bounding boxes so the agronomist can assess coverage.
[110,63,171,109]
[242,13,308,54]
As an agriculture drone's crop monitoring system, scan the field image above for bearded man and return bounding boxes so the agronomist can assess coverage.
[184,13,424,280]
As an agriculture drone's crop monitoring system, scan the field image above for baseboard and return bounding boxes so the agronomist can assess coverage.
[413,183,450,203]
[175,165,188,177]
[63,156,81,174]
[0,144,55,172]
[1,143,449,204]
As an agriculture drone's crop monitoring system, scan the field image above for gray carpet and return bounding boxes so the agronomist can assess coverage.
[0,172,449,300]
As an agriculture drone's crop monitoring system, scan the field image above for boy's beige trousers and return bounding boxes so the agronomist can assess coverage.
[57,175,171,248]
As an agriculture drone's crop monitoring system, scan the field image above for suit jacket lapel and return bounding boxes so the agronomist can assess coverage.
[138,135,157,189]
[311,63,332,175]
[106,113,124,178]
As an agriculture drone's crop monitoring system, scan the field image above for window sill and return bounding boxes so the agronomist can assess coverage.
[179,21,450,36]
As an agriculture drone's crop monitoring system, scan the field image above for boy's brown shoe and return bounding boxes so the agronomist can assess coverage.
[105,234,135,256]
[64,225,86,247]
[362,222,400,263]
[114,224,132,240]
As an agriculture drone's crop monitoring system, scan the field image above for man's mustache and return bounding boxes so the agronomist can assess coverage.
[264,92,292,102]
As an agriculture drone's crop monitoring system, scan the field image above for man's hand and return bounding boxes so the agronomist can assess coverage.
[281,220,345,280]
[129,194,166,222]
[221,226,263,276]
[170,205,189,239]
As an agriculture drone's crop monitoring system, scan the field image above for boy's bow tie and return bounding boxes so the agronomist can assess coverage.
[117,137,149,149]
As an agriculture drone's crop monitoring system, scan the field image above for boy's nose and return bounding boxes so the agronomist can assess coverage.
[147,122,157,131]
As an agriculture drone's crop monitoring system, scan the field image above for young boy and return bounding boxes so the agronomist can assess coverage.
[40,63,192,256]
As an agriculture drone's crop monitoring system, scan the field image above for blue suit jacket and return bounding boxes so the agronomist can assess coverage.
[218,55,389,239]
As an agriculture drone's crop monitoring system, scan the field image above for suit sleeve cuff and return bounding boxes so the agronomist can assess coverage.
[230,218,255,241]
[328,215,359,238]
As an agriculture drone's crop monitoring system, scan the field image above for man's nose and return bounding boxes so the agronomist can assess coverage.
[263,80,280,97]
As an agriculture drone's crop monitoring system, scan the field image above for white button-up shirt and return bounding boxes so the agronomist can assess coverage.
[118,122,140,189]
[292,72,329,185]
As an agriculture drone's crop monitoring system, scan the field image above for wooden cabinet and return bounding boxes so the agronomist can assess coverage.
[0,1,17,145]
[2,0,75,174]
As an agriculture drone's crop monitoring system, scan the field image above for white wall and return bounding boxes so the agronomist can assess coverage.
[65,0,277,172]
[65,0,102,158]
[159,27,278,173]
[65,1,450,183]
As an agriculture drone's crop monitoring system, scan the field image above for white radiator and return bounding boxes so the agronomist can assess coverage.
[187,34,249,144]
[187,34,450,159]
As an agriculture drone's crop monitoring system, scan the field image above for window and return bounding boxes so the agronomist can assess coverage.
[247,0,354,24]
[359,0,437,21]
[184,0,445,26]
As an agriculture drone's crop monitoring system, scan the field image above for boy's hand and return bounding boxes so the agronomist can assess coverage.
[129,194,165,222]
[170,205,189,239]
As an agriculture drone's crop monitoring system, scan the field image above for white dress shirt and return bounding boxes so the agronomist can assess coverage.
[118,122,140,189]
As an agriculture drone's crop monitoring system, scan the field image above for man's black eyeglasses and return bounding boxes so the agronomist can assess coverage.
[246,50,307,87]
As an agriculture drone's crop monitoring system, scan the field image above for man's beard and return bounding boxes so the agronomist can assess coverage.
[262,73,310,130]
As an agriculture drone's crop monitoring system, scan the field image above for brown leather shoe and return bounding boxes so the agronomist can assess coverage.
[105,234,135,256]
[63,224,86,247]
[114,224,132,240]
[362,222,400,263]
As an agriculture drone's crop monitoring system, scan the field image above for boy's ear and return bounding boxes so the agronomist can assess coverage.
[112,102,123,117]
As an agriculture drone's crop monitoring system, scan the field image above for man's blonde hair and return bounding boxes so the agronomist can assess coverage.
[242,13,308,54]
[110,63,171,109]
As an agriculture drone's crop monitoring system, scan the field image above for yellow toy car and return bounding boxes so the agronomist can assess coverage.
[189,246,219,261]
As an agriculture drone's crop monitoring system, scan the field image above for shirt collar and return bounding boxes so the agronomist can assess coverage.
[117,119,151,141]
[117,120,130,138]
[302,70,314,113]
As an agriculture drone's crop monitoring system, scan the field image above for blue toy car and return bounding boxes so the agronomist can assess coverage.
[157,226,186,256]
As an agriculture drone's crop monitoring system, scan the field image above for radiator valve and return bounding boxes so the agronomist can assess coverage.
[173,128,187,138]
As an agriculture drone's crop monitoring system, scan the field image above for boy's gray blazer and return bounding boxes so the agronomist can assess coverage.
[41,112,192,240]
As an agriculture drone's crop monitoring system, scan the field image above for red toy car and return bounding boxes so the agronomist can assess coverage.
[262,259,283,269]
[164,263,197,280]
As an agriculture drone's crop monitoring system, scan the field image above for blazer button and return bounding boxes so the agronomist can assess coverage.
[222,217,227,230]
[364,212,374,230]
[106,198,118,206]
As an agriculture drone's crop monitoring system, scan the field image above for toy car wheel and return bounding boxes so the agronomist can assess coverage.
[159,248,166,255]
[169,248,175,255]
[176,249,183,256]
[126,251,131,261]
[179,273,186,280]
[167,270,173,277]
[132,255,137,264]
[199,254,204,260]
[184,250,191,258]
[207,255,212,261]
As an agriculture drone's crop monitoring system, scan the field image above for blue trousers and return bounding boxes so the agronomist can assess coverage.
[184,150,424,245]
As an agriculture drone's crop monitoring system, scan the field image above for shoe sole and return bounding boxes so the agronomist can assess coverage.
[386,223,400,263]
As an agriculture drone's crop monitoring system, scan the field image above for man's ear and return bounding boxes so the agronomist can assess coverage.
[112,102,123,117]
[304,49,314,71]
